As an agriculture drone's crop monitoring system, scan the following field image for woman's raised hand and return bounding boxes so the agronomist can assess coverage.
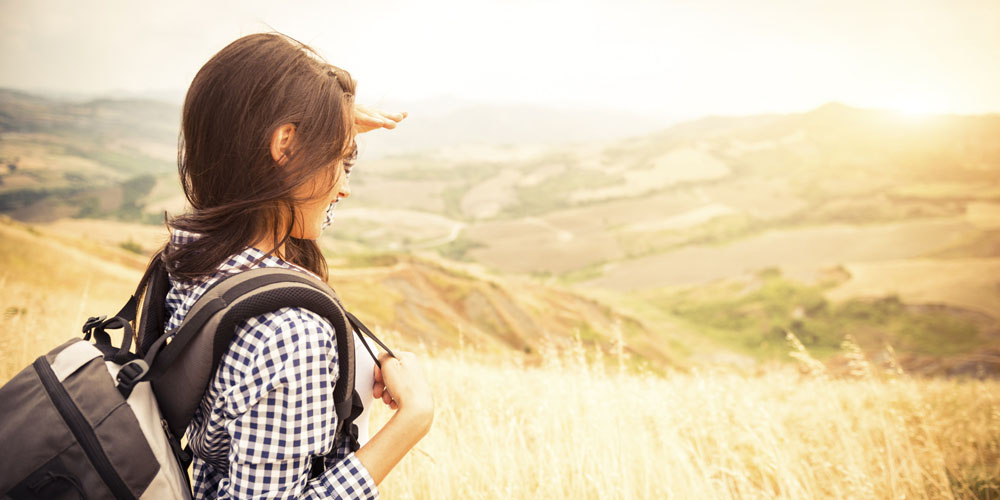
[355,103,407,133]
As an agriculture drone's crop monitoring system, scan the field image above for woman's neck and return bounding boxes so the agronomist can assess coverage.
[250,235,287,261]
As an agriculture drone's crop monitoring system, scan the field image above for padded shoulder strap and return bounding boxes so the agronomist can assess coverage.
[137,257,171,356]
[147,267,356,440]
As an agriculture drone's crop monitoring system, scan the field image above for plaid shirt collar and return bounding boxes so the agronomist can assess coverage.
[167,228,318,285]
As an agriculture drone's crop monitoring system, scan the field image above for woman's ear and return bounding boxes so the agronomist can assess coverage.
[270,123,296,166]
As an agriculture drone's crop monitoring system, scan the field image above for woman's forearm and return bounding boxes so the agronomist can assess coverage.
[354,406,433,485]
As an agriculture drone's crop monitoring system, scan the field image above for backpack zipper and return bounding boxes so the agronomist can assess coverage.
[33,356,137,500]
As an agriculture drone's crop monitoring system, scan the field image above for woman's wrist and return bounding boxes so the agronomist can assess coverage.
[355,401,433,485]
[397,401,434,435]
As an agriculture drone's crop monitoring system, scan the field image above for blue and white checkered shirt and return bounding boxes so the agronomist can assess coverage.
[164,229,379,500]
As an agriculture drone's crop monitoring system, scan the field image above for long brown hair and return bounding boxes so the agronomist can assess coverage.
[147,32,356,285]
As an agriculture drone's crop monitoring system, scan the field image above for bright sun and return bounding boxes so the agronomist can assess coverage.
[885,95,948,118]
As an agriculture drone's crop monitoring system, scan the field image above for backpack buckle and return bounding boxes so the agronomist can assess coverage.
[81,315,107,336]
[115,359,149,399]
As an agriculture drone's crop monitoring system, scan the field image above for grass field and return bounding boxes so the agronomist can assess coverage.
[371,349,999,500]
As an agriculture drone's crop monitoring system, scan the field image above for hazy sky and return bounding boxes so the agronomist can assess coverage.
[1,0,998,120]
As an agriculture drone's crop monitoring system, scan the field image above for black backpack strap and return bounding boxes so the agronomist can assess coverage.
[94,252,168,352]
[82,253,169,372]
[137,257,171,356]
[144,267,360,441]
[346,311,395,367]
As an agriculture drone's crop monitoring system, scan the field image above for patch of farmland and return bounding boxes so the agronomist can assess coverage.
[461,168,520,219]
[517,163,567,187]
[581,217,982,291]
[966,202,1000,229]
[826,258,1000,317]
[721,130,806,156]
[461,190,722,273]
[335,207,460,248]
[424,143,551,164]
[465,217,624,274]
[697,178,808,219]
[565,142,624,173]
[352,177,452,214]
[547,189,711,231]
[570,147,731,203]
[118,138,176,164]
[889,181,1000,200]
[140,175,186,217]
[623,203,737,232]
[38,218,170,253]
[0,134,123,190]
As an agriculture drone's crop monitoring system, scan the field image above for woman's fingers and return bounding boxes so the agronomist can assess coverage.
[373,351,433,420]
[356,110,385,127]
[374,352,396,407]
[357,103,405,123]
[355,104,407,133]
[372,362,383,398]
[375,111,406,129]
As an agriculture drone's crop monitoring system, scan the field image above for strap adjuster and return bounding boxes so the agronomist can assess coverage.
[82,315,107,336]
[116,359,149,399]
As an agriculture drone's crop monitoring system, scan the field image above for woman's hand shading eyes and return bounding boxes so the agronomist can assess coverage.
[355,103,407,133]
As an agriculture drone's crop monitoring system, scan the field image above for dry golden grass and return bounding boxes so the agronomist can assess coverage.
[371,343,999,499]
[2,218,998,499]
[0,218,145,378]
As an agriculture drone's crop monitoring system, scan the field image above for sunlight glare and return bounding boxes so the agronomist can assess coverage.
[886,95,947,119]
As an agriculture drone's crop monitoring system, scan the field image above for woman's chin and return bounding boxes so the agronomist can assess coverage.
[289,226,323,241]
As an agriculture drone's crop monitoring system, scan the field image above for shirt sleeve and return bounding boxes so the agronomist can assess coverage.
[214,306,379,500]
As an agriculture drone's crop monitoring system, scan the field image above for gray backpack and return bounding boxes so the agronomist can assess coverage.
[0,260,391,499]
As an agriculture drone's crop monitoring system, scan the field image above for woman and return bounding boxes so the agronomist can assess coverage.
[150,32,434,499]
